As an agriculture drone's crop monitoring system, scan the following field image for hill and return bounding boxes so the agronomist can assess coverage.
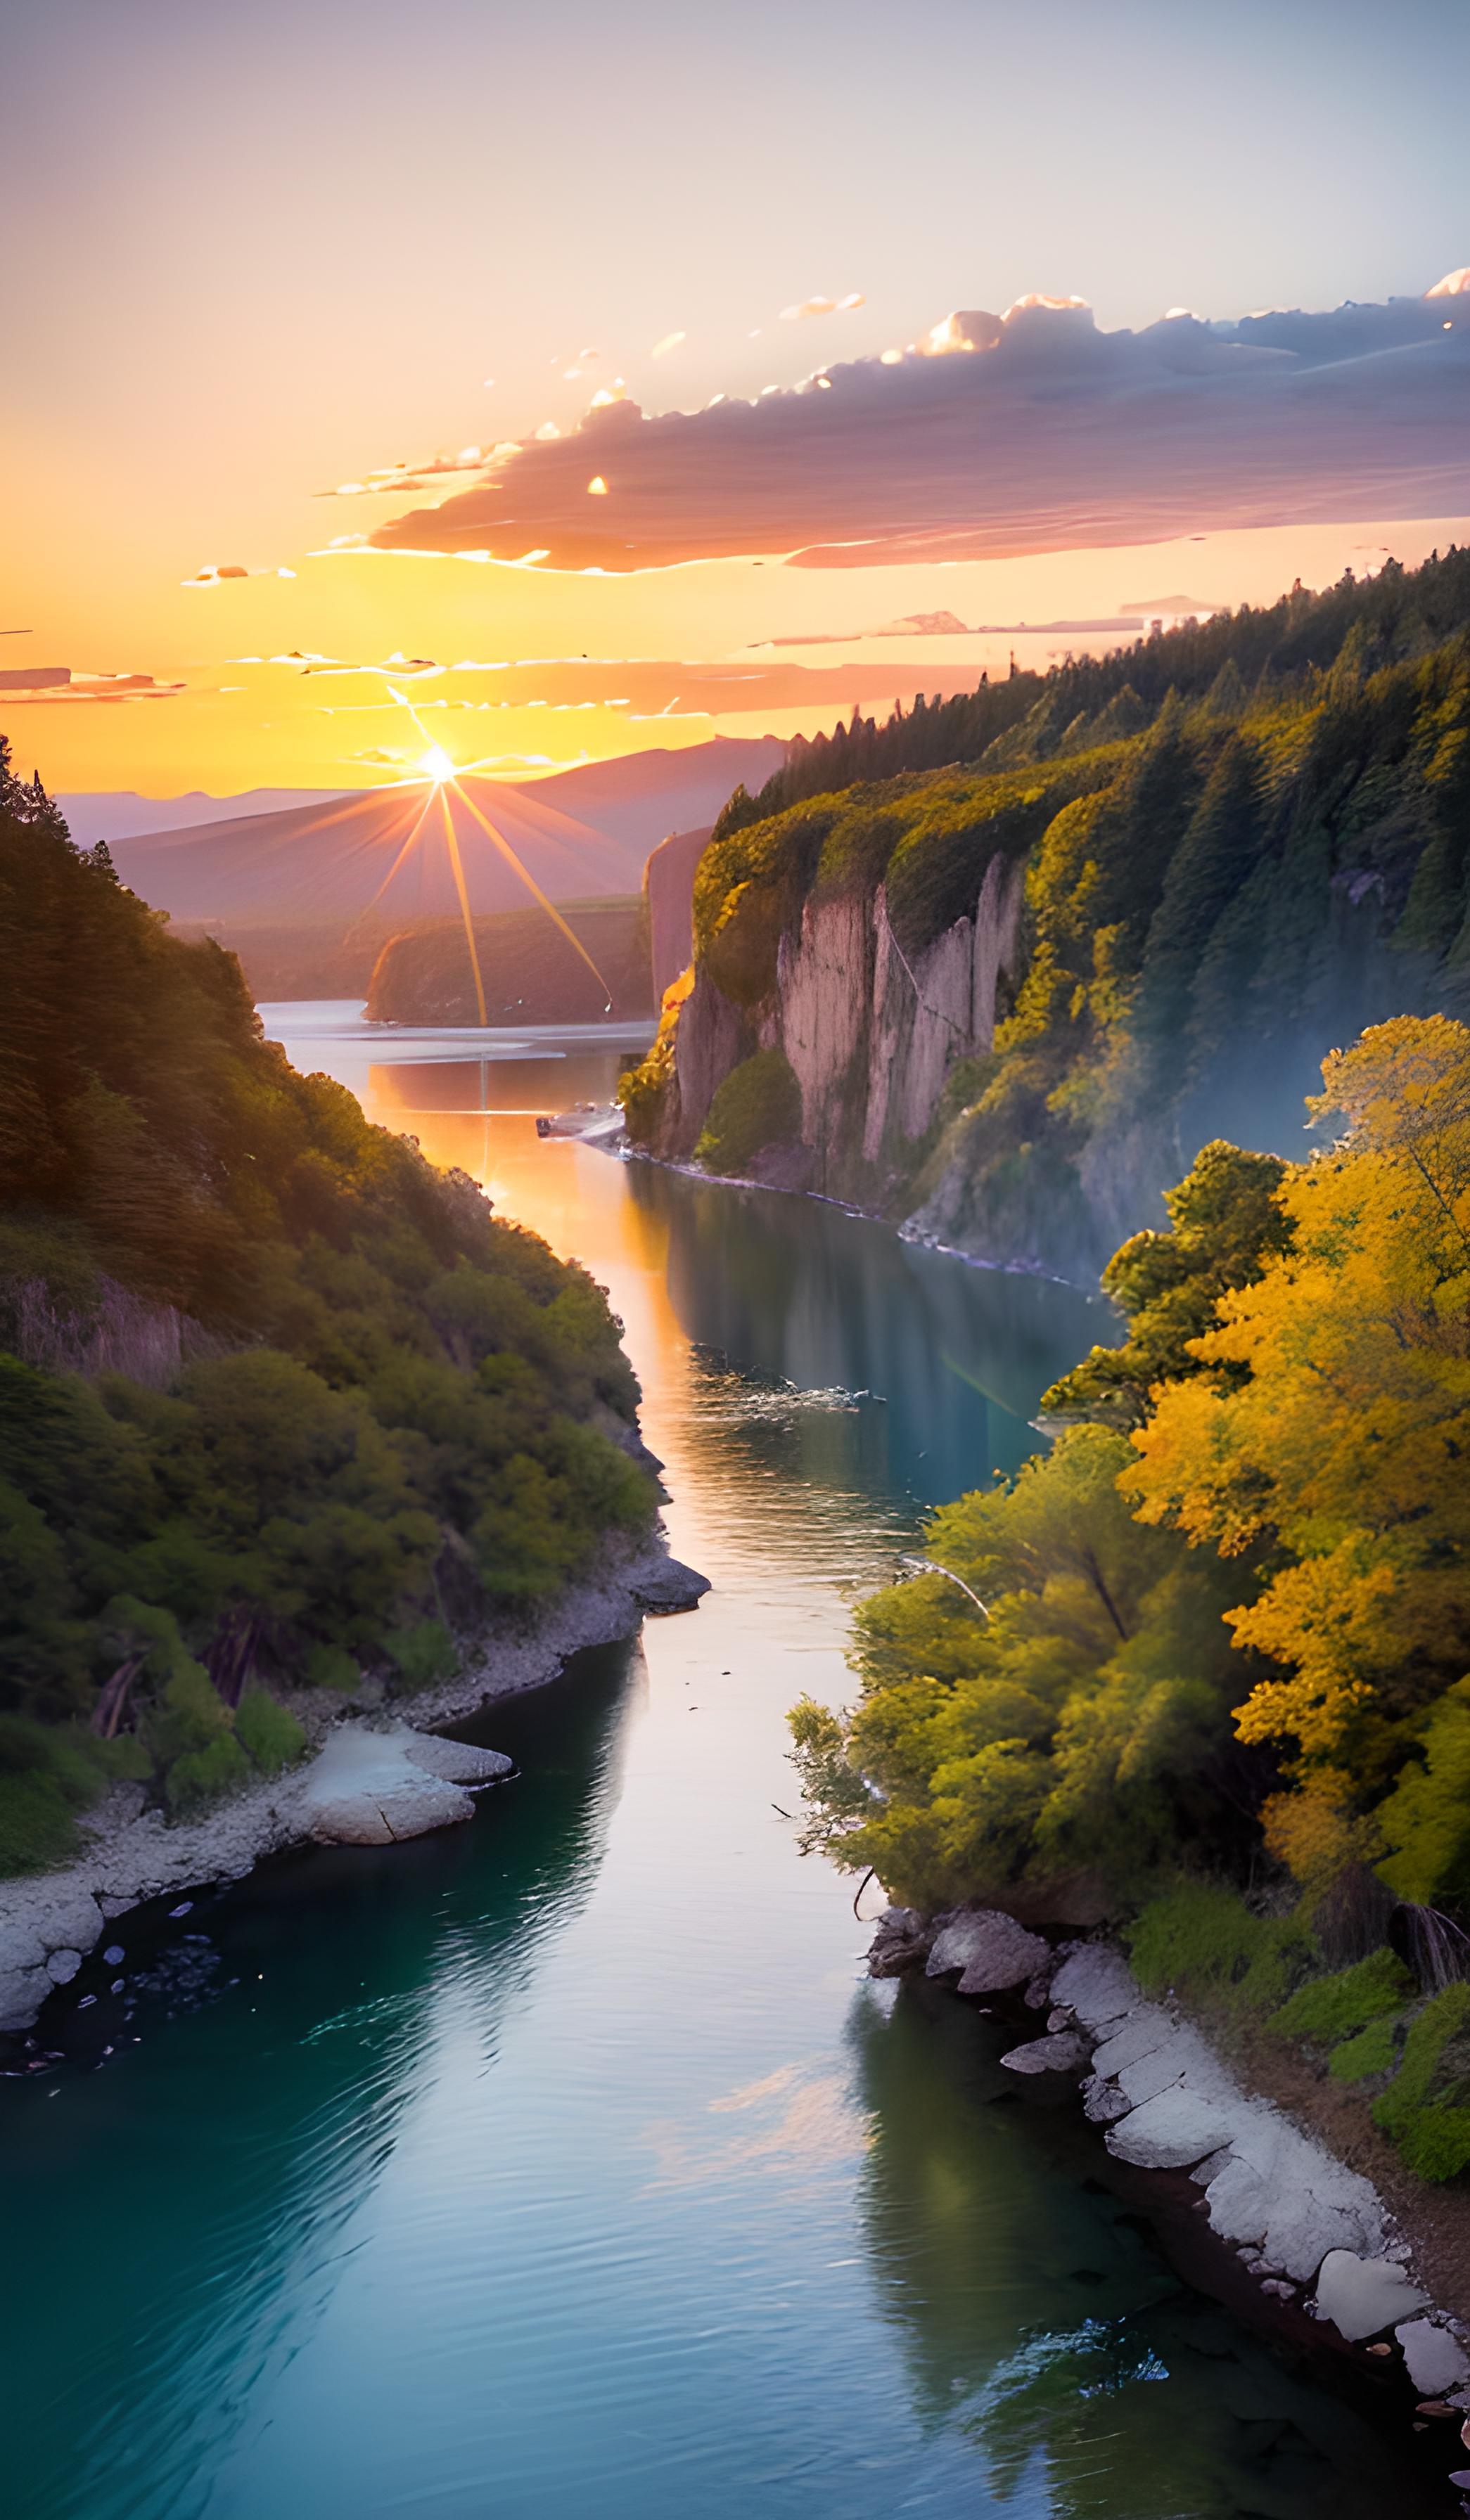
[366,898,655,1026]
[0,740,658,1872]
[622,548,1470,1278]
[105,738,786,930]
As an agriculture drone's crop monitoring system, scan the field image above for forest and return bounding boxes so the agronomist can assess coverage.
[792,1017,1470,2185]
[0,742,656,1873]
[626,548,1470,1278]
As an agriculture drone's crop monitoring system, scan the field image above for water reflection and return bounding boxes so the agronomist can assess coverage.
[2,1010,1438,2520]
[2,1641,639,2520]
[849,1981,1415,2519]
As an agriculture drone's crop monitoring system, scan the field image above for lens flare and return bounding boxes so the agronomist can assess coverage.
[420,744,455,783]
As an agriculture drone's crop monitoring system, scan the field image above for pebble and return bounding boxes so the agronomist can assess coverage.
[168,1903,193,1919]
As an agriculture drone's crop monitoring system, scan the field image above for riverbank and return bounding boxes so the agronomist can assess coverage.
[0,1537,707,2038]
[875,1905,1470,2483]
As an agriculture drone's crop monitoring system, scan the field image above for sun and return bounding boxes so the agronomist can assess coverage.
[419,744,456,784]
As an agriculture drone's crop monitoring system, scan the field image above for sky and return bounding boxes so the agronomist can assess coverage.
[4,0,1470,799]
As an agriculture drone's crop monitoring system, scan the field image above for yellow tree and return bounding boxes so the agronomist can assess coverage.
[1125,1017,1470,1845]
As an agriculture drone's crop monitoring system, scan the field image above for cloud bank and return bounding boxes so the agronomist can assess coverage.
[369,281,1470,572]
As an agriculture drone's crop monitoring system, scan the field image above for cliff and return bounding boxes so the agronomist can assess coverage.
[622,551,1470,1278]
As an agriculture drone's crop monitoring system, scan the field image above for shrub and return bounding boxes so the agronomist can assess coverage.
[1372,1984,1470,2179]
[0,1770,82,1876]
[1267,1946,1414,2043]
[165,1732,252,1815]
[382,1617,458,1691]
[0,1715,148,1877]
[235,1689,307,1775]
[304,1642,361,1694]
[1127,1884,1317,2019]
[1328,2018,1400,2081]
[694,1050,802,1176]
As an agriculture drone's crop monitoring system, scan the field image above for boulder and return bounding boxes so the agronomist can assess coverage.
[1081,2074,1132,2125]
[1199,2113,1383,2280]
[1001,2031,1090,2075]
[1397,2320,1470,2396]
[1049,1944,1138,2032]
[1312,2249,1429,2341]
[299,1722,510,1846]
[867,1908,931,1978]
[1106,2084,1236,2169]
[629,1559,710,1614]
[926,1909,1049,1994]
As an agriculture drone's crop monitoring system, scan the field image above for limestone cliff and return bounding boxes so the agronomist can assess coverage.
[644,843,1025,1206]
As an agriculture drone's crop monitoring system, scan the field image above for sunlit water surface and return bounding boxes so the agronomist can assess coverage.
[0,1012,1419,2519]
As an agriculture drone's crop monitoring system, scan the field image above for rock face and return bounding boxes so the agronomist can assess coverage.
[926,1908,1050,1994]
[300,1724,513,1847]
[645,824,712,1003]
[651,854,1025,1203]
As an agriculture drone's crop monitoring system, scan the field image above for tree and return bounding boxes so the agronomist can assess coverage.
[1125,1017,1470,1785]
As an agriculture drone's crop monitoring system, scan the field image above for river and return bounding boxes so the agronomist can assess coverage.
[0,1012,1421,2519]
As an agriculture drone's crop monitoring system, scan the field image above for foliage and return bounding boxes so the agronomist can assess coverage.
[1125,1883,1317,2018]
[1328,2017,1399,2082]
[234,1689,307,1775]
[0,736,657,1870]
[694,1050,802,1175]
[1042,1141,1292,1426]
[641,551,1470,1271]
[1267,1946,1414,2042]
[788,1427,1256,1910]
[1125,1017,1470,1783]
[381,1618,458,1691]
[1371,1984,1470,2182]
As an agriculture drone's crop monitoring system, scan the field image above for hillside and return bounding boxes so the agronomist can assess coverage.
[0,741,658,1874]
[623,549,1470,1277]
[366,898,655,1025]
[104,737,787,930]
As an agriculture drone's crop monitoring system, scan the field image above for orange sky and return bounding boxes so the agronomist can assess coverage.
[11,517,1470,800]
[6,1,1469,800]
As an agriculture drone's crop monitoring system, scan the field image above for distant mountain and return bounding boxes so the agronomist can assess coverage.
[103,738,786,925]
[56,789,345,847]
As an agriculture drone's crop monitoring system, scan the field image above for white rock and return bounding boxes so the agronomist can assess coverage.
[1314,2249,1429,2343]
[1090,2005,1178,2080]
[1397,2320,1470,2395]
[925,1909,1049,1994]
[1001,2031,1090,2074]
[1106,2084,1237,2168]
[1081,2075,1132,2124]
[1049,1945,1139,2031]
[298,1724,501,1845]
[1200,2113,1383,2280]
[45,1948,82,1986]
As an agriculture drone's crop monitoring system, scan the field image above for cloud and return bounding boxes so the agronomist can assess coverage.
[0,667,185,703]
[184,562,296,585]
[651,330,686,359]
[781,290,865,320]
[316,448,499,500]
[366,284,1470,574]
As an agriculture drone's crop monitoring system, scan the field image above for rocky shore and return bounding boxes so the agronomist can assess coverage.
[0,1540,708,2037]
[871,1903,1470,2495]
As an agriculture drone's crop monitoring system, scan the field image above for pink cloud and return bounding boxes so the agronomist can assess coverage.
[366,286,1470,574]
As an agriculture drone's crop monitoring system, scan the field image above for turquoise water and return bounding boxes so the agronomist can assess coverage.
[0,1045,1431,2518]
